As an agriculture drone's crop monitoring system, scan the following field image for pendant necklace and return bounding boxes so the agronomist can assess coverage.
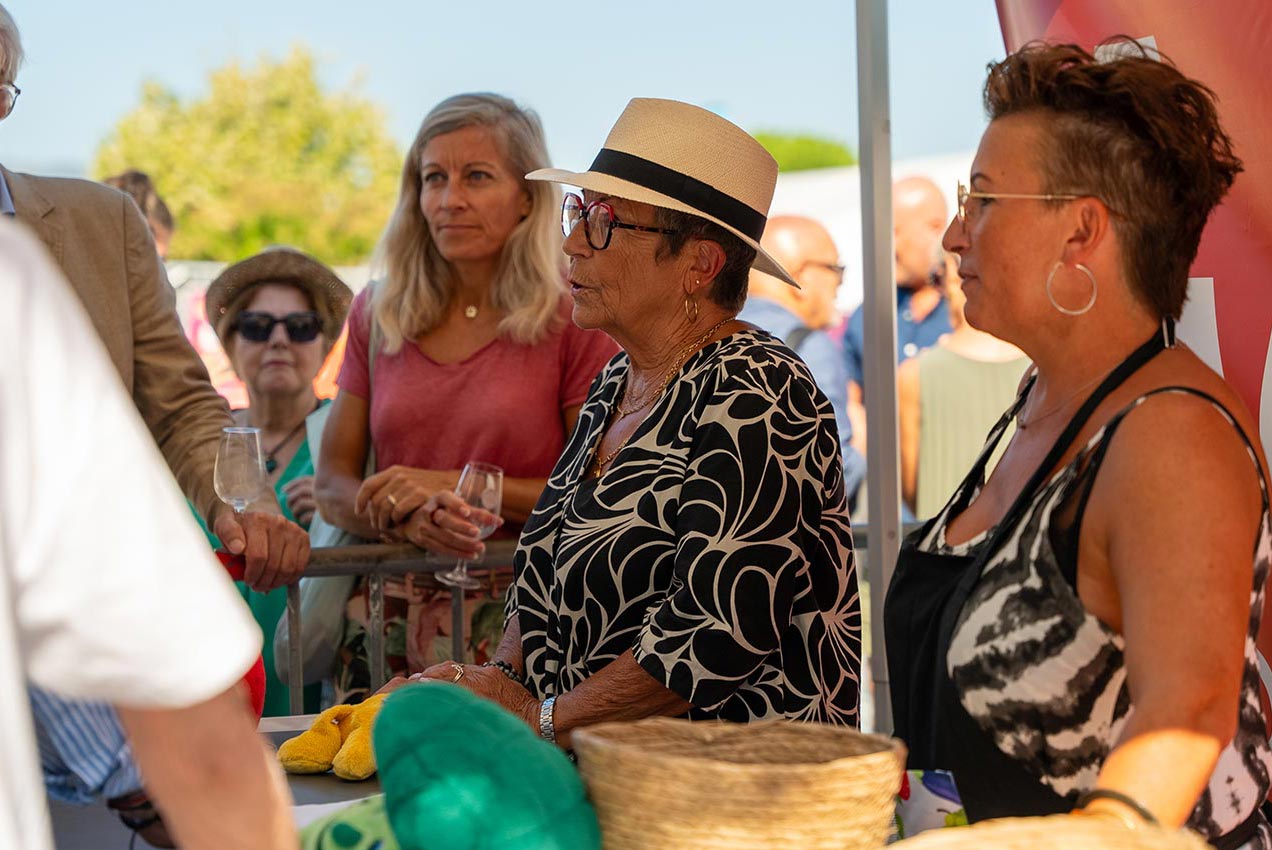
[257,401,321,473]
[464,305,479,319]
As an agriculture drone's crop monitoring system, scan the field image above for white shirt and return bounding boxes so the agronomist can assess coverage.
[0,221,260,850]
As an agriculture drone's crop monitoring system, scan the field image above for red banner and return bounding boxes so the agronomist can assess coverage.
[995,2,1272,434]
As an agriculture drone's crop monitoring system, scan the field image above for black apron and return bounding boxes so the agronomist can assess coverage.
[886,326,1161,819]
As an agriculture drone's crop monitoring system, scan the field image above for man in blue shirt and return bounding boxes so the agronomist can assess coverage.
[740,215,867,503]
[842,177,953,463]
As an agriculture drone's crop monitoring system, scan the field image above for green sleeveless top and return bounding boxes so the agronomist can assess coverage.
[915,346,1030,519]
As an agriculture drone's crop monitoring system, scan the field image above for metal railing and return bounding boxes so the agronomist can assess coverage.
[282,539,519,714]
[282,524,921,715]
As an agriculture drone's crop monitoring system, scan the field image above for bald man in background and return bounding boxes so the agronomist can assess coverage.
[740,215,866,502]
[842,177,953,466]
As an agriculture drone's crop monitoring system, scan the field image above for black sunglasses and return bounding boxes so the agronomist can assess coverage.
[233,310,322,343]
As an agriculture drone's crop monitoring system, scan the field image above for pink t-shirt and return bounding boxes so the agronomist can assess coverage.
[338,289,618,480]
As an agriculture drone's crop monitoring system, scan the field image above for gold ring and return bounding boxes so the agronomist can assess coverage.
[450,663,465,683]
[387,494,399,508]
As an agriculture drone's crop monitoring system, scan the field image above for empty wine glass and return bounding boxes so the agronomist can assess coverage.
[214,427,267,514]
[437,462,504,590]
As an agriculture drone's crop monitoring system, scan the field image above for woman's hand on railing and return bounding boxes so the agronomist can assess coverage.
[400,490,501,560]
[354,466,460,534]
[281,475,317,529]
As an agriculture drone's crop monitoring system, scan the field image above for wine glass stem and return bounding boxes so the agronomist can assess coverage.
[453,559,468,581]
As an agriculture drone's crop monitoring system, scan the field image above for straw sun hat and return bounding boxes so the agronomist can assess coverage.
[527,97,799,287]
[205,246,353,344]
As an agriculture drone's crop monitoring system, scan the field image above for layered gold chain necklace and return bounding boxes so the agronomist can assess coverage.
[593,318,735,474]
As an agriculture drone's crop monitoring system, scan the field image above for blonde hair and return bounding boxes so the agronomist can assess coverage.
[371,93,564,352]
[0,3,23,84]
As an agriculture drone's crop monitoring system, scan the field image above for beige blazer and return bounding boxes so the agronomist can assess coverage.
[4,166,232,523]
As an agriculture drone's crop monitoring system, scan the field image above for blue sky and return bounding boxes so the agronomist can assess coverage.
[0,0,1005,177]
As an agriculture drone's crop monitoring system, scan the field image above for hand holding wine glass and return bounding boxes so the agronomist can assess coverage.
[437,462,504,590]
[212,427,309,592]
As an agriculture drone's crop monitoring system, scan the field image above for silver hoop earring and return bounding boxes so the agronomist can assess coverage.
[684,295,699,323]
[1045,261,1097,316]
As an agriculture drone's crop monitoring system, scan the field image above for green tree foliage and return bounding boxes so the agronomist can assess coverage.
[94,47,402,263]
[753,132,857,173]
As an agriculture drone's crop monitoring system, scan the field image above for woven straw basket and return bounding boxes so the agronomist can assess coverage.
[572,717,906,850]
[891,814,1213,850]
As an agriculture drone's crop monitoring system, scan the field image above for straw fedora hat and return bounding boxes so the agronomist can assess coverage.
[205,246,353,343]
[527,98,798,287]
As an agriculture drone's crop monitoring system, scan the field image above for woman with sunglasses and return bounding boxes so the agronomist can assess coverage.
[396,99,859,742]
[884,43,1272,846]
[315,93,617,701]
[201,246,352,715]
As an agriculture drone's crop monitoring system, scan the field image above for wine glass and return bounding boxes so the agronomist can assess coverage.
[214,426,267,514]
[437,462,504,590]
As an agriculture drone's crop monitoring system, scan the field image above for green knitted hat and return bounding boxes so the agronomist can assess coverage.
[373,683,601,850]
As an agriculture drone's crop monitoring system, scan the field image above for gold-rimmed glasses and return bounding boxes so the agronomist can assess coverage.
[956,180,1082,225]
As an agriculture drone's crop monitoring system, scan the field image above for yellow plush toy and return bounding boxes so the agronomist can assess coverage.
[278,693,388,781]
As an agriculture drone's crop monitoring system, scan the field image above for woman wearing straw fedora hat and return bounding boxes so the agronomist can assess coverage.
[409,98,861,742]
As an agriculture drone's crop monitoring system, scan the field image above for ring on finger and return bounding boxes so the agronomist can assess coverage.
[450,663,465,683]
[387,493,399,508]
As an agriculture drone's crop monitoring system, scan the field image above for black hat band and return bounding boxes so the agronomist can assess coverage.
[588,148,767,242]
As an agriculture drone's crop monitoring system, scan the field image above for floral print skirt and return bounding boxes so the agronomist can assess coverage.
[334,569,509,704]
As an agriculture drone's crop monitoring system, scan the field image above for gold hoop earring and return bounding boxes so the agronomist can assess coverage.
[1045,261,1097,316]
[684,295,699,323]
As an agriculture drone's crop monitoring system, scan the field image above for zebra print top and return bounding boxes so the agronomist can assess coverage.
[916,383,1272,846]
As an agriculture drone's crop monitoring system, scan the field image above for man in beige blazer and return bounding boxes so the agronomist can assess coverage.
[0,24,306,591]
[1,7,307,845]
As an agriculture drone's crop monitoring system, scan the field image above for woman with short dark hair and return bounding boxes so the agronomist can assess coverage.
[885,41,1270,847]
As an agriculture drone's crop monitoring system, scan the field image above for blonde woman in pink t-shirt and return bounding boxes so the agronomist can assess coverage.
[315,93,618,699]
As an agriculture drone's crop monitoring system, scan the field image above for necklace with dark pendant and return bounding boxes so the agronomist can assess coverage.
[262,419,307,473]
[257,401,321,473]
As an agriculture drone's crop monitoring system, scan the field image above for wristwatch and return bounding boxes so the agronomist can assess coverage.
[538,695,558,744]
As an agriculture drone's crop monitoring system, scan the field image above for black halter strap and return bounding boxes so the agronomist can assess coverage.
[935,321,1172,639]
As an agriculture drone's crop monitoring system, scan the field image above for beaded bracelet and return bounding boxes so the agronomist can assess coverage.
[482,659,523,685]
[1075,789,1158,826]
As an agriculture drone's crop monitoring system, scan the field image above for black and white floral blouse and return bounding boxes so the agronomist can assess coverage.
[507,328,861,725]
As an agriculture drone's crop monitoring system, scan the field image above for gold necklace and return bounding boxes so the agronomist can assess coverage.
[615,318,734,416]
[595,318,735,473]
[1017,367,1114,430]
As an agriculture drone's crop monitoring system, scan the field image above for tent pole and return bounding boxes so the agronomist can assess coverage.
[855,0,900,733]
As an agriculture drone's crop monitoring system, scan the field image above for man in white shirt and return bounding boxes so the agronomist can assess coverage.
[0,221,297,849]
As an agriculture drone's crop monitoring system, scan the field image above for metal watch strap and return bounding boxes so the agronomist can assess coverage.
[538,695,558,743]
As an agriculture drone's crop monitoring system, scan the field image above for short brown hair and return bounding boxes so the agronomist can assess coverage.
[103,170,175,233]
[653,208,758,313]
[984,40,1242,319]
